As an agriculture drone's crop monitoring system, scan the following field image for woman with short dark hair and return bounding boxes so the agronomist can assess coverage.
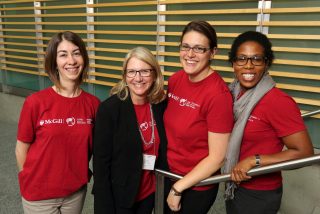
[164,20,234,214]
[15,31,100,214]
[45,31,89,89]
[224,31,314,214]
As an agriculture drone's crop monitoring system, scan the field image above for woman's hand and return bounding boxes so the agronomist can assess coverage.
[230,156,255,184]
[167,192,181,212]
[166,132,230,210]
[231,130,314,185]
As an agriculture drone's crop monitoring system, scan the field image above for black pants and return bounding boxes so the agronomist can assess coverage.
[116,192,155,214]
[225,184,283,214]
[167,181,219,214]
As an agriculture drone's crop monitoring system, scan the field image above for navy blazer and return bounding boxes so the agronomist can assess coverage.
[92,94,169,214]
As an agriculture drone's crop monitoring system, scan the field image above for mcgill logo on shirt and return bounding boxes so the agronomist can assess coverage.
[248,115,261,122]
[39,117,92,126]
[168,93,200,110]
[139,121,156,131]
[40,119,63,126]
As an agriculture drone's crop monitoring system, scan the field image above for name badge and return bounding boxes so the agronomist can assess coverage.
[142,154,156,170]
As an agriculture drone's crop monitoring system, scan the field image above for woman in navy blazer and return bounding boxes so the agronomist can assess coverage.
[93,47,169,214]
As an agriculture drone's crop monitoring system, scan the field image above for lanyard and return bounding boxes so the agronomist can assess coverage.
[138,103,155,156]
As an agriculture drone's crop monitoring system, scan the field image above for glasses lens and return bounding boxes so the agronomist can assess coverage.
[180,44,190,51]
[126,70,136,77]
[193,46,207,53]
[140,69,152,77]
[235,57,247,65]
[252,57,264,65]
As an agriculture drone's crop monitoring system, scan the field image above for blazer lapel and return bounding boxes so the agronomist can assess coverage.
[123,95,143,153]
[152,102,169,170]
[152,104,165,142]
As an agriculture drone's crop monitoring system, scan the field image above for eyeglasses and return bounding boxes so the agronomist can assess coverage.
[126,69,153,78]
[234,56,267,66]
[179,44,211,53]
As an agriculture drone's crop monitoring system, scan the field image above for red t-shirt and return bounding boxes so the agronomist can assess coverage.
[238,87,306,190]
[17,87,101,201]
[133,102,160,202]
[164,70,234,190]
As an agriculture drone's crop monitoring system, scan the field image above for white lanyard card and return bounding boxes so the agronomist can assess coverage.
[142,154,156,170]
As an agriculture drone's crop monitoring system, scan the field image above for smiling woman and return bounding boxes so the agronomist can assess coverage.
[125,57,155,105]
[224,31,314,214]
[164,20,233,214]
[45,31,89,97]
[233,41,269,93]
[15,31,101,214]
[92,47,169,214]
[56,40,84,86]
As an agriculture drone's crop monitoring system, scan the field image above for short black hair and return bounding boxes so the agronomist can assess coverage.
[228,31,274,68]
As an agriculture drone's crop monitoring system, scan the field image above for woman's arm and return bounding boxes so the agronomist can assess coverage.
[93,103,116,214]
[231,129,314,183]
[167,131,231,211]
[15,140,32,172]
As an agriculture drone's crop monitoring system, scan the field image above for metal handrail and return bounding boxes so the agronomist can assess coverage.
[154,154,320,187]
[154,154,320,214]
[154,109,320,213]
[301,109,320,118]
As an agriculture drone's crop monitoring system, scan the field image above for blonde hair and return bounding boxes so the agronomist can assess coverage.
[110,47,166,104]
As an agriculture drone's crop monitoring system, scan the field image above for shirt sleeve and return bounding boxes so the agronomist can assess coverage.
[268,95,306,138]
[17,97,39,143]
[207,92,234,133]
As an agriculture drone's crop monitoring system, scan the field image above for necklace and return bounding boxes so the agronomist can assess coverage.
[138,103,154,148]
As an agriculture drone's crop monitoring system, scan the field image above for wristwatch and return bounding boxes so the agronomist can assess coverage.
[255,154,260,167]
[171,186,182,196]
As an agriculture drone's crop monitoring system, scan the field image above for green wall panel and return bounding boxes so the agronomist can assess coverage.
[304,119,320,148]
[44,76,54,89]
[95,84,112,101]
[0,0,319,146]
[6,71,40,91]
[267,0,320,147]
